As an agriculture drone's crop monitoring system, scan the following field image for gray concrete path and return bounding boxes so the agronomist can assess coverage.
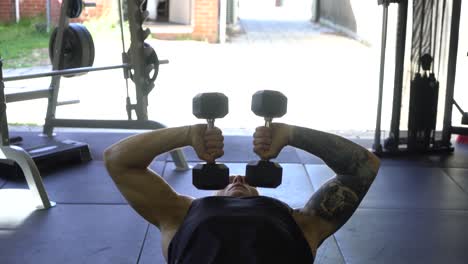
[2,1,395,137]
[231,0,333,44]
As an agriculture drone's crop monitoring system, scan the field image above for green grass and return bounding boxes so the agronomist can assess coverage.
[0,15,167,69]
[0,16,126,69]
[8,122,40,126]
[0,17,51,68]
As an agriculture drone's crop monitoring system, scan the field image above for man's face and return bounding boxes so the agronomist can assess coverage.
[214,175,260,197]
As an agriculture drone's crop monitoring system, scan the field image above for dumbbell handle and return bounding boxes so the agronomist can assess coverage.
[207,119,215,129]
[264,117,273,128]
[262,117,274,161]
[206,118,216,164]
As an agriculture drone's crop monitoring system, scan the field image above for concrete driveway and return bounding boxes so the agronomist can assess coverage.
[3,1,392,138]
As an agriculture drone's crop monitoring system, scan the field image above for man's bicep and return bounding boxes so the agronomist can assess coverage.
[299,177,361,239]
[108,166,189,228]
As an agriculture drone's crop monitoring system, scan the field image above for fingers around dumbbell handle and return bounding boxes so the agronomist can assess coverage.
[193,162,230,190]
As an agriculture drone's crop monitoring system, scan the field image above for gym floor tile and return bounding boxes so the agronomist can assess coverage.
[2,161,166,204]
[334,208,468,264]
[305,164,468,210]
[166,146,200,162]
[304,165,336,191]
[138,226,168,264]
[296,148,326,164]
[379,155,434,167]
[315,236,345,264]
[443,168,468,194]
[424,143,468,168]
[0,204,148,264]
[256,163,313,209]
[363,166,468,209]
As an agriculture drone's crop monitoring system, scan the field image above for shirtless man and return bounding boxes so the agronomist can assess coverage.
[104,123,380,263]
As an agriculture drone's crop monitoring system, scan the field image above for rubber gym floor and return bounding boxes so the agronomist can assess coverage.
[1,129,468,264]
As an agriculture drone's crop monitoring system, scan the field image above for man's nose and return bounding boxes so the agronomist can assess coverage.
[233,176,244,184]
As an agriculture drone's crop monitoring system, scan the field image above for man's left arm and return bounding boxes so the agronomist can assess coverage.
[287,126,380,244]
[253,124,380,244]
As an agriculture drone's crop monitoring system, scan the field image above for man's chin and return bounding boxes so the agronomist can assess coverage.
[228,190,249,197]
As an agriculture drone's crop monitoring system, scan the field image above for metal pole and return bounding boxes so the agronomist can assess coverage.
[388,0,408,150]
[46,0,51,32]
[373,3,389,153]
[441,0,462,145]
[15,0,20,23]
[43,0,71,136]
[127,0,150,120]
[314,0,321,23]
[3,64,129,82]
[219,0,227,43]
[0,59,11,146]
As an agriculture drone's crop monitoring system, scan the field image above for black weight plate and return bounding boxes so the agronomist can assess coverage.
[49,23,95,78]
[63,24,91,78]
[67,0,83,18]
[127,42,159,94]
[49,25,83,70]
[73,24,95,67]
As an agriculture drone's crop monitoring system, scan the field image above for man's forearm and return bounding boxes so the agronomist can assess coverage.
[104,126,191,169]
[289,125,379,196]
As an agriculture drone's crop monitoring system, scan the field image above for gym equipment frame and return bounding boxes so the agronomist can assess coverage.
[0,0,188,210]
[373,0,467,155]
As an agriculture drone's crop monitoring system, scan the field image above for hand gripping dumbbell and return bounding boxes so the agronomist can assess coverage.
[246,90,287,188]
[192,93,230,190]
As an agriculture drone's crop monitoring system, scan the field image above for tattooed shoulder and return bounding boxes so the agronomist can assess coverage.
[304,179,360,224]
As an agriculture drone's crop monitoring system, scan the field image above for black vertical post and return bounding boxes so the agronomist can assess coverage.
[441,0,462,146]
[43,0,71,136]
[388,0,408,150]
[127,0,150,121]
[0,58,11,146]
[314,0,321,23]
[373,2,390,153]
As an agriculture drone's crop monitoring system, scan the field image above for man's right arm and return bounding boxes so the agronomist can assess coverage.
[104,126,194,229]
[104,125,224,229]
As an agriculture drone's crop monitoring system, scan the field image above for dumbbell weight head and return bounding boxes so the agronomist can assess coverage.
[251,90,287,123]
[245,160,282,188]
[193,93,229,123]
[193,163,230,190]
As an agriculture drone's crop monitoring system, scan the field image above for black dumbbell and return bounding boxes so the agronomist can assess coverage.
[192,93,230,190]
[246,90,287,188]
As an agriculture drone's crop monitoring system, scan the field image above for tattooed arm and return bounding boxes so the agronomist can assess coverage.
[253,124,380,246]
[289,125,380,244]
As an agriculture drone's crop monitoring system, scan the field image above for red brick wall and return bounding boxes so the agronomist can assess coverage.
[0,0,112,24]
[0,0,15,22]
[74,0,113,22]
[193,0,219,43]
[51,0,61,24]
[20,0,46,18]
